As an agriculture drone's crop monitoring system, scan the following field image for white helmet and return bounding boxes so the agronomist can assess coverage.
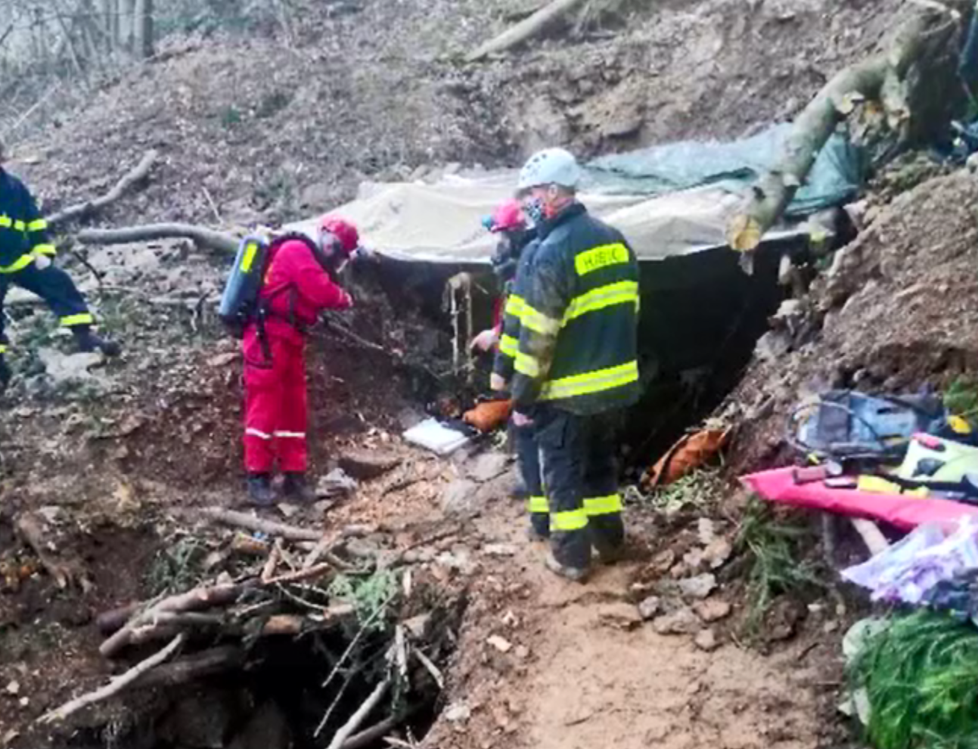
[517,148,582,192]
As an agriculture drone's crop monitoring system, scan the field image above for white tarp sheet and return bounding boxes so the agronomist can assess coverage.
[286,169,812,265]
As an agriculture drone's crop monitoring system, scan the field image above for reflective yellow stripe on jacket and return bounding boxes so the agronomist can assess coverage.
[563,280,640,325]
[499,334,518,358]
[584,494,623,516]
[540,361,639,401]
[0,253,36,274]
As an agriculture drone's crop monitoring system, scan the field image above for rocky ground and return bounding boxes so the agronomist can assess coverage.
[1,0,975,747]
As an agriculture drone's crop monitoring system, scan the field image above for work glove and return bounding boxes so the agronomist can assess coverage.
[34,254,52,270]
[463,399,513,432]
[511,410,534,427]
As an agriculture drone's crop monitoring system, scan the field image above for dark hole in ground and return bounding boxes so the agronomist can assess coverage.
[65,620,451,749]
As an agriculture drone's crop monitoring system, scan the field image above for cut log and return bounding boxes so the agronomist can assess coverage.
[47,150,157,226]
[727,4,963,265]
[100,580,254,658]
[96,602,142,635]
[76,223,238,254]
[467,0,588,62]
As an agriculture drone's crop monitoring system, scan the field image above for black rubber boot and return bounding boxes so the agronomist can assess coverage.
[246,473,276,507]
[72,325,122,357]
[282,473,317,503]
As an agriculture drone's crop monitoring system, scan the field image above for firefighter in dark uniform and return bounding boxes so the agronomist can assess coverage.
[490,224,548,540]
[0,141,119,391]
[510,148,641,582]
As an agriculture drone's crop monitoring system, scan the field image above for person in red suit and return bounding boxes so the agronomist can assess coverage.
[243,217,360,505]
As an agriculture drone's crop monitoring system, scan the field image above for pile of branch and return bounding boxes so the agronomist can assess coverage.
[38,508,449,747]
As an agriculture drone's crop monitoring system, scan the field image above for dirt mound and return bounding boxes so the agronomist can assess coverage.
[7,0,901,232]
[727,169,978,471]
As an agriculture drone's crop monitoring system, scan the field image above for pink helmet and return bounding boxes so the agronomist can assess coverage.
[319,216,360,256]
[486,199,526,233]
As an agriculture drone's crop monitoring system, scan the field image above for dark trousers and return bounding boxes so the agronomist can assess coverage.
[535,405,625,569]
[514,421,548,537]
[0,263,92,348]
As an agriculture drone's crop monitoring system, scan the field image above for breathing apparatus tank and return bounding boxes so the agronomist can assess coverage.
[218,233,273,338]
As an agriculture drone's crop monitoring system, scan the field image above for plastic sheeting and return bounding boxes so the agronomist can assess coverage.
[585,123,864,217]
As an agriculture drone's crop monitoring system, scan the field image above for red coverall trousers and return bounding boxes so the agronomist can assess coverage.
[242,327,309,474]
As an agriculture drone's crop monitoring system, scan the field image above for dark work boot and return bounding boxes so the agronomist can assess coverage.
[72,325,122,357]
[246,473,276,507]
[282,473,317,503]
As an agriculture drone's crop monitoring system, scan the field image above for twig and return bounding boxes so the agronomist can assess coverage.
[412,649,444,690]
[326,678,392,749]
[395,625,408,682]
[202,187,223,224]
[263,562,334,586]
[262,538,283,583]
[38,634,184,724]
[47,150,157,226]
[187,507,324,542]
[341,707,422,749]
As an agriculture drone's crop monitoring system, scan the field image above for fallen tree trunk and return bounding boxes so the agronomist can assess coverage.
[47,150,158,227]
[727,4,963,264]
[76,222,238,254]
[466,0,588,61]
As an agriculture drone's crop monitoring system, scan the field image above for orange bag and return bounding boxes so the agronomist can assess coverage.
[463,399,514,432]
[647,428,730,487]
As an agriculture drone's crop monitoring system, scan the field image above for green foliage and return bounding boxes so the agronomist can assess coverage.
[328,570,398,630]
[849,611,978,749]
[145,536,206,596]
[944,377,978,419]
[735,496,826,633]
[648,468,726,515]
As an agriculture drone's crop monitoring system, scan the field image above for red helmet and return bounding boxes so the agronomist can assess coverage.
[486,199,526,233]
[319,216,360,256]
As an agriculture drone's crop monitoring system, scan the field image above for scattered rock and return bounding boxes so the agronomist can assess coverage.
[440,479,480,516]
[652,608,701,635]
[683,548,705,570]
[514,645,531,660]
[598,602,643,630]
[694,629,720,652]
[693,599,732,623]
[403,613,432,640]
[444,702,472,723]
[501,610,520,627]
[277,502,299,519]
[482,543,518,557]
[467,451,511,483]
[703,538,733,569]
[436,548,477,575]
[207,352,239,368]
[487,635,513,653]
[37,348,104,384]
[4,681,19,696]
[677,573,717,600]
[338,448,401,480]
[647,549,676,576]
[766,598,805,642]
[315,468,358,498]
[637,596,662,620]
[697,518,717,545]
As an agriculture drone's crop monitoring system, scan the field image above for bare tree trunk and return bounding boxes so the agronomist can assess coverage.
[135,0,153,59]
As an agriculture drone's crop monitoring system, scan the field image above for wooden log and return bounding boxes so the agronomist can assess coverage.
[76,223,238,254]
[47,150,158,226]
[466,0,588,62]
[325,678,391,749]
